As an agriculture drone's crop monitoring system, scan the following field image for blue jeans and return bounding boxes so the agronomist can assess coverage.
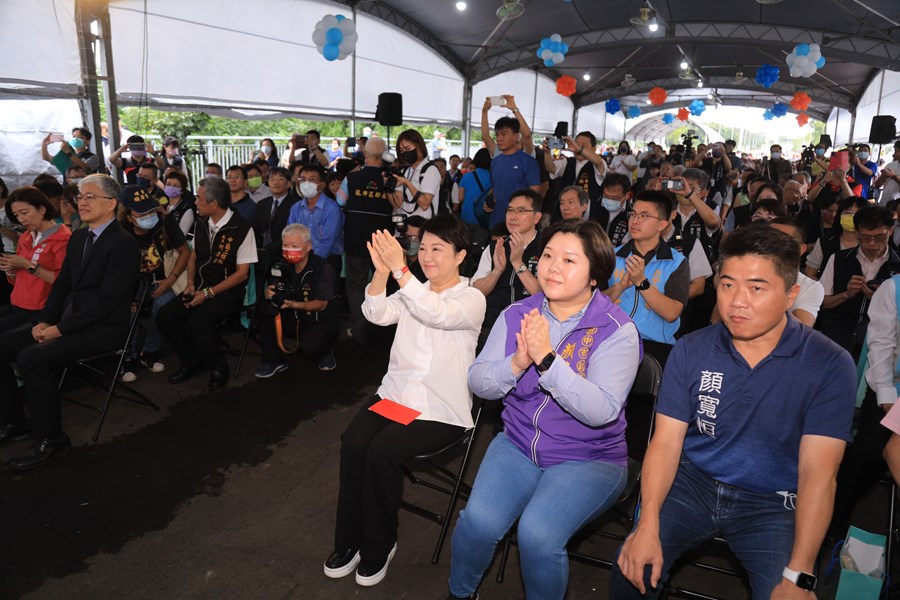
[610,458,796,600]
[127,287,176,358]
[449,433,627,600]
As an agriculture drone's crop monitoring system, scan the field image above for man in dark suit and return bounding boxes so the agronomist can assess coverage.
[254,166,297,257]
[0,174,139,470]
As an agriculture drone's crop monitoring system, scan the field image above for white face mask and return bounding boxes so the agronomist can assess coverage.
[601,197,622,212]
[299,181,320,199]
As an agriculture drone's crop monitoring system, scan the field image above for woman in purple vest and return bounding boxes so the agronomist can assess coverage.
[447,218,642,600]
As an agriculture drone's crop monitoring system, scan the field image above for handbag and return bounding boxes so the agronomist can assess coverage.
[826,526,886,599]
[163,249,188,296]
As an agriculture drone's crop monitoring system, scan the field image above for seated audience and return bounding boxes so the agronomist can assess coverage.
[255,224,341,377]
[448,219,640,600]
[611,226,856,600]
[544,131,607,209]
[162,171,196,238]
[324,215,485,587]
[204,163,224,178]
[0,174,139,469]
[769,218,825,327]
[804,196,867,279]
[34,175,80,230]
[287,164,344,275]
[594,173,633,246]
[750,198,787,223]
[0,187,71,332]
[555,185,599,224]
[64,165,87,186]
[255,166,297,257]
[156,178,258,391]
[388,129,442,220]
[118,186,190,381]
[246,163,271,203]
[226,165,256,222]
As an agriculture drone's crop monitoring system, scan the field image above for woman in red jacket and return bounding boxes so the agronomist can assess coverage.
[0,186,71,333]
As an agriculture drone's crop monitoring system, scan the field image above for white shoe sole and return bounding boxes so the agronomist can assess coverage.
[323,550,360,579]
[120,372,137,383]
[355,543,397,587]
[254,364,288,379]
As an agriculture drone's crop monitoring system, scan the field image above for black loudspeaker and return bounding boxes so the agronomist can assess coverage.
[375,93,403,127]
[869,115,897,144]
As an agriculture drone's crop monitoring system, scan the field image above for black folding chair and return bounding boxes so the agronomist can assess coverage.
[59,277,159,441]
[496,353,663,581]
[399,397,484,564]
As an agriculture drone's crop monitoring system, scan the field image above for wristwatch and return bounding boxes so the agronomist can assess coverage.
[782,567,817,591]
[392,266,409,280]
[27,263,40,275]
[515,263,528,274]
[636,278,651,291]
[536,351,556,374]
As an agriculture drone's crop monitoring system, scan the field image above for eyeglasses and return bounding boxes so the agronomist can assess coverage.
[858,232,889,243]
[506,207,536,215]
[627,211,662,223]
[76,193,115,203]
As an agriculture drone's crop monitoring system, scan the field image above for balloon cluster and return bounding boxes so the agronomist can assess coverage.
[662,113,676,125]
[790,91,812,111]
[797,113,810,127]
[755,63,780,89]
[312,14,358,61]
[556,76,577,97]
[537,34,569,68]
[771,102,788,118]
[689,99,706,117]
[677,107,690,122]
[605,98,622,115]
[648,87,668,106]
[786,44,826,78]
[763,109,775,121]
[627,105,642,119]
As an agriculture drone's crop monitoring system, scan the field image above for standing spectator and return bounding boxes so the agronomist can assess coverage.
[109,135,157,184]
[803,196,866,280]
[287,164,344,275]
[611,141,638,178]
[0,187,71,332]
[156,178,258,391]
[40,127,101,174]
[544,132,607,213]
[326,139,343,168]
[0,174,139,470]
[430,130,447,160]
[155,137,188,179]
[256,138,280,169]
[849,144,878,199]
[388,130,442,220]
[226,165,256,222]
[255,224,341,377]
[669,169,721,262]
[458,147,492,240]
[762,144,793,184]
[594,174,634,247]
[873,141,900,206]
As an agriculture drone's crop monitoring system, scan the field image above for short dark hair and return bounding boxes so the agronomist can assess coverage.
[718,224,799,289]
[138,162,157,173]
[509,188,543,212]
[854,205,894,231]
[421,213,472,263]
[5,186,57,224]
[601,173,632,196]
[245,164,261,177]
[305,129,321,139]
[725,139,737,148]
[559,185,589,206]
[226,165,247,179]
[752,182,783,204]
[681,167,709,189]
[472,147,492,170]
[770,217,807,244]
[540,218,616,290]
[127,134,145,144]
[575,131,596,148]
[72,127,92,141]
[299,164,326,180]
[206,163,223,175]
[66,165,87,176]
[634,190,674,220]
[165,171,188,188]
[32,176,65,199]
[752,198,787,219]
[433,157,447,167]
[203,177,231,209]
[253,158,269,170]
[405,215,427,231]
[449,154,461,162]
[494,116,520,134]
[268,166,291,182]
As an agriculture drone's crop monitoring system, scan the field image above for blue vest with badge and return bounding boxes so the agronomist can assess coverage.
[611,240,686,344]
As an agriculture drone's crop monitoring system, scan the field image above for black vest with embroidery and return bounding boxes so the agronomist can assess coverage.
[193,212,253,300]
[561,158,604,201]
[345,166,392,256]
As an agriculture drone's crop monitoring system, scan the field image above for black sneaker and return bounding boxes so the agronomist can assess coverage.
[355,543,397,587]
[323,547,360,579]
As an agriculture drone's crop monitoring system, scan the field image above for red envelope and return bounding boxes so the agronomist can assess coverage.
[369,398,421,425]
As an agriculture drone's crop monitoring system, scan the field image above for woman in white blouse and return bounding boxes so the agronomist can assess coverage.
[611,141,638,178]
[323,213,486,588]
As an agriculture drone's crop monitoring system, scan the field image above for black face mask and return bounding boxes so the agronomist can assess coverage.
[136,177,152,189]
[619,147,628,154]
[400,149,419,164]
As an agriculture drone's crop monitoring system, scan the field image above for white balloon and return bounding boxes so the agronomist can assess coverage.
[809,44,820,53]
[346,32,358,43]
[321,14,339,28]
[553,52,564,63]
[808,50,821,62]
[786,53,796,66]
[550,33,562,42]
[312,29,326,46]
[803,63,817,77]
[790,66,802,78]
[794,55,808,67]
[337,19,355,33]
[541,49,553,60]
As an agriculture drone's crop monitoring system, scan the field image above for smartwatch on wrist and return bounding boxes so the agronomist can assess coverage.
[27,263,40,275]
[536,351,555,374]
[636,278,651,291]
[782,567,816,591]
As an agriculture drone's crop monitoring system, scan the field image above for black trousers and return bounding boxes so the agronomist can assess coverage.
[334,395,464,561]
[831,387,892,533]
[258,309,339,363]
[0,326,110,439]
[0,304,39,335]
[156,293,241,370]
[344,254,373,342]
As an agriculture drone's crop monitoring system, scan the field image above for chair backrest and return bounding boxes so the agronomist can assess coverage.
[623,353,663,463]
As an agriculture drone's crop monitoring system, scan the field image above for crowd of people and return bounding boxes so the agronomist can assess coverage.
[1,106,900,598]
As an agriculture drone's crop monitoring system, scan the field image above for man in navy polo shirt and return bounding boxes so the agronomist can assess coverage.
[481,109,541,228]
[611,226,856,600]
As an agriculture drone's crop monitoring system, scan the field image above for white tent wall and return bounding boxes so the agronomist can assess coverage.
[850,69,900,145]
[0,0,81,97]
[826,107,853,147]
[108,0,463,122]
[471,70,573,134]
[575,103,627,141]
[0,99,84,189]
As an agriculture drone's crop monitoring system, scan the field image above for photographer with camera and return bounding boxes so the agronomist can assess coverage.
[155,137,188,179]
[386,130,442,220]
[543,131,607,208]
[255,224,340,376]
[110,135,157,185]
[41,127,101,175]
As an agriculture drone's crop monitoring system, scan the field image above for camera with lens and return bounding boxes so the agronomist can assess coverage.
[265,263,293,316]
[382,165,400,193]
[392,213,408,236]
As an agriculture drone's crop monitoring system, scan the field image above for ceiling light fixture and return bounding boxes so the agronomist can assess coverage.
[648,17,659,32]
[680,60,689,70]
[621,73,636,87]
[629,2,659,32]
[697,79,703,88]
[734,67,748,84]
[456,1,467,10]
[583,72,591,81]
[496,0,525,21]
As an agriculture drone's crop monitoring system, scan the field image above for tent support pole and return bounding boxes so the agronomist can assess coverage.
[462,79,472,158]
[350,3,358,136]
[75,0,107,173]
[98,4,121,178]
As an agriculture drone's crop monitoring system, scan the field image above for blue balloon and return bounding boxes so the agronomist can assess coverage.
[605,98,621,115]
[549,41,561,53]
[795,43,810,56]
[689,99,706,116]
[771,102,788,118]
[540,37,551,49]
[560,43,569,54]
[662,113,675,124]
[325,27,343,45]
[536,49,544,59]
[763,109,775,121]
[335,14,345,21]
[323,43,340,61]
[627,106,641,118]
[815,56,826,68]
[544,59,555,67]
